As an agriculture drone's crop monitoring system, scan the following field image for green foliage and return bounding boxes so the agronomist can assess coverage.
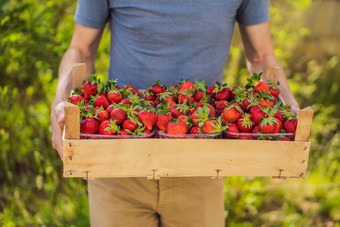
[0,0,339,226]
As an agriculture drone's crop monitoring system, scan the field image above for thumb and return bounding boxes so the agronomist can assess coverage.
[55,101,67,124]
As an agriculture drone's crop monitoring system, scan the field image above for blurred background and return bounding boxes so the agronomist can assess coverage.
[0,0,339,226]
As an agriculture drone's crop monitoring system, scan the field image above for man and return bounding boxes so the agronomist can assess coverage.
[51,0,299,226]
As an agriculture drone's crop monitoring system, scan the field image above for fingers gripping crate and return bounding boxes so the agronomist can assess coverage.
[62,64,314,180]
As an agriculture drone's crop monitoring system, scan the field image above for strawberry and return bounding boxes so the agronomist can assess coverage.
[177,93,195,105]
[125,84,139,95]
[98,120,120,135]
[107,90,123,104]
[189,126,201,134]
[96,109,109,123]
[83,75,98,100]
[274,119,283,133]
[278,136,291,141]
[193,91,204,102]
[143,88,156,101]
[206,84,216,95]
[142,128,152,135]
[178,81,194,94]
[212,82,230,101]
[222,103,243,123]
[250,108,265,125]
[156,113,172,132]
[117,129,130,136]
[226,123,239,138]
[119,98,132,105]
[274,109,286,122]
[191,105,214,126]
[255,81,270,94]
[259,98,273,108]
[106,104,115,115]
[284,119,297,134]
[122,119,138,132]
[94,95,109,109]
[194,80,207,92]
[237,113,254,132]
[201,117,226,135]
[259,116,279,134]
[80,118,99,134]
[110,108,126,125]
[158,91,175,104]
[151,80,166,95]
[214,100,229,112]
[166,122,188,135]
[241,97,256,112]
[239,135,253,140]
[138,110,156,130]
[251,125,261,134]
[268,81,280,97]
[170,103,189,118]
[69,94,84,105]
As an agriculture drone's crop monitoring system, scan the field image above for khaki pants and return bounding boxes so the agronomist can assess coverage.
[88,177,225,227]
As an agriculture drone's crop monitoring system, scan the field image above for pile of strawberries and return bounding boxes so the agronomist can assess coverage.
[68,72,298,140]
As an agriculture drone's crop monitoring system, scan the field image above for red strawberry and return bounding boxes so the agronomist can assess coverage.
[193,91,204,102]
[80,118,99,134]
[241,97,256,112]
[138,110,156,131]
[156,114,172,132]
[239,135,253,140]
[207,84,216,95]
[110,108,126,125]
[268,81,280,97]
[222,103,243,123]
[178,115,188,124]
[177,94,195,105]
[98,120,120,135]
[237,113,254,132]
[259,116,279,134]
[259,98,273,108]
[170,103,189,118]
[178,81,194,94]
[122,119,138,132]
[190,126,201,134]
[96,109,109,123]
[95,95,109,109]
[106,104,115,115]
[125,84,139,95]
[107,90,123,104]
[191,105,215,126]
[251,125,261,134]
[151,80,166,95]
[226,123,239,138]
[119,98,132,105]
[284,119,297,133]
[142,128,152,135]
[278,136,291,141]
[143,88,156,101]
[215,100,229,112]
[83,76,98,100]
[255,81,270,93]
[201,118,225,135]
[274,119,283,133]
[69,95,84,105]
[274,110,286,122]
[250,108,266,125]
[118,130,130,136]
[166,122,188,135]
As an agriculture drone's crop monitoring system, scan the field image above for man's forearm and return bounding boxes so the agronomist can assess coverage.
[53,48,95,105]
[246,53,299,109]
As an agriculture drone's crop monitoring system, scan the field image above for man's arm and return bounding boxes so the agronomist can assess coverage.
[51,23,104,159]
[239,21,299,111]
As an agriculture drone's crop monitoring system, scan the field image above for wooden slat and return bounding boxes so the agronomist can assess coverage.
[295,106,314,141]
[72,63,87,90]
[63,138,310,179]
[265,65,280,83]
[64,102,80,140]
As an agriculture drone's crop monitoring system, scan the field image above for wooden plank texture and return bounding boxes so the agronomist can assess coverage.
[72,63,87,89]
[64,103,80,140]
[295,106,314,141]
[265,65,280,83]
[63,138,310,179]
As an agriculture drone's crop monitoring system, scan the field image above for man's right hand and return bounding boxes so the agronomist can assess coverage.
[51,101,67,160]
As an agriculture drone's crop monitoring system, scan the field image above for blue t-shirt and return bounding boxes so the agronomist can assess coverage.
[75,0,269,88]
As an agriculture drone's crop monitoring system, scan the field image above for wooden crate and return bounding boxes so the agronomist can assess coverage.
[63,64,314,180]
